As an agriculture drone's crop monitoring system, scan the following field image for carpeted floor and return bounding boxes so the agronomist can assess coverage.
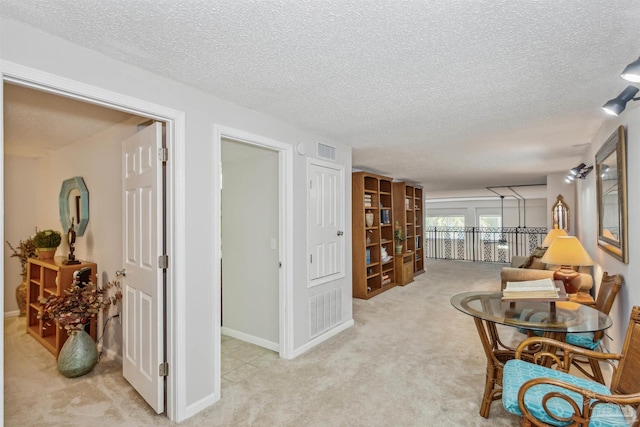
[5,259,521,426]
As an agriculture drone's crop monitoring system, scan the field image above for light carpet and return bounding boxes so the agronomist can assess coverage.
[5,259,521,426]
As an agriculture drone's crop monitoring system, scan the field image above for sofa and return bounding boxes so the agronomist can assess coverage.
[500,255,593,295]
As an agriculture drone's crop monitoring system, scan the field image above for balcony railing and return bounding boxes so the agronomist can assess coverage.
[424,226,548,263]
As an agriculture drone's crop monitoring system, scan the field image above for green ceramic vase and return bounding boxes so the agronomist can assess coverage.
[57,329,98,378]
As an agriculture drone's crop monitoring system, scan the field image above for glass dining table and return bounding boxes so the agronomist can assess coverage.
[450,290,612,419]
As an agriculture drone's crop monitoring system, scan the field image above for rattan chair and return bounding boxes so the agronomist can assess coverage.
[564,272,622,384]
[520,272,622,384]
[502,305,640,426]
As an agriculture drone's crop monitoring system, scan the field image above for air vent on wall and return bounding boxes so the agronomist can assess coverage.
[317,143,337,161]
[309,288,342,337]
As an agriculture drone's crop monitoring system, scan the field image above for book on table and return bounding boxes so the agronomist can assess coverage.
[502,278,560,299]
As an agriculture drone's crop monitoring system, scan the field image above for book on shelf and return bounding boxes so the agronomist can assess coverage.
[381,209,390,224]
[502,278,559,299]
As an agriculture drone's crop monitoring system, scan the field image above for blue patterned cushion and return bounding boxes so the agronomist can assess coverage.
[516,309,548,335]
[503,359,628,426]
[565,332,600,350]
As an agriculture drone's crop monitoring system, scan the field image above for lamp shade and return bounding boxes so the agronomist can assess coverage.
[621,57,640,83]
[602,86,639,116]
[541,227,568,247]
[540,236,593,267]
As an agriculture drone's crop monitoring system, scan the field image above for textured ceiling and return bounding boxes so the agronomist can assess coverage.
[2,0,640,196]
[3,83,137,158]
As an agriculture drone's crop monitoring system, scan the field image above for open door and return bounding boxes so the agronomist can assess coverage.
[121,122,165,413]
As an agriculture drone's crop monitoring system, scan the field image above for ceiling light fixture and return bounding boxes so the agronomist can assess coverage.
[565,163,593,183]
[602,86,639,116]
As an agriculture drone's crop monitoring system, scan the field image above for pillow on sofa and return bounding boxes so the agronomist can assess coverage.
[519,247,547,269]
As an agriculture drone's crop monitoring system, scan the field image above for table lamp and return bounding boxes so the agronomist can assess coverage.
[541,226,567,248]
[540,236,593,294]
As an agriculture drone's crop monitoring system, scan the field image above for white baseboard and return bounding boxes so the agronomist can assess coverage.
[4,311,20,318]
[184,392,219,423]
[221,327,279,352]
[290,319,354,359]
[97,344,123,364]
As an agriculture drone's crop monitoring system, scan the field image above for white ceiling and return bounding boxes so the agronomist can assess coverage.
[3,83,137,158]
[2,1,640,198]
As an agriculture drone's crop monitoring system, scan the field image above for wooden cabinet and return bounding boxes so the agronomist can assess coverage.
[26,257,97,356]
[393,182,425,276]
[394,253,414,285]
[352,172,396,299]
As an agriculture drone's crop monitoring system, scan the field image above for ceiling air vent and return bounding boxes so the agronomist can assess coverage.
[317,143,337,161]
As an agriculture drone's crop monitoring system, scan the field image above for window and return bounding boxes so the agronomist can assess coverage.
[426,216,465,227]
[479,215,502,241]
[479,215,501,228]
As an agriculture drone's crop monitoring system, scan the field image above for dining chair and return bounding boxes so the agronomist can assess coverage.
[564,272,622,384]
[518,272,622,384]
[502,305,640,427]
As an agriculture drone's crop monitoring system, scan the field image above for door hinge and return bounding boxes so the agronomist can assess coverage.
[310,254,312,263]
[279,262,282,268]
[158,147,168,162]
[309,180,313,189]
[159,362,169,377]
[158,254,169,269]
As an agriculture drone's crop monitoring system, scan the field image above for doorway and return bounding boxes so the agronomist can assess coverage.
[221,138,280,350]
[2,67,183,420]
[213,125,294,400]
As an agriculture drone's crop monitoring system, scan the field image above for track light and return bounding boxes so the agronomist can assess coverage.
[565,163,592,183]
[569,163,586,176]
[621,56,640,83]
[602,86,639,116]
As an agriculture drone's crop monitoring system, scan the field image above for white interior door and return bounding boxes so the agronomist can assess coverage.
[308,161,344,286]
[121,122,164,413]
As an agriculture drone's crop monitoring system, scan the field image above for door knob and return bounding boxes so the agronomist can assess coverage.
[116,269,127,278]
[337,231,344,236]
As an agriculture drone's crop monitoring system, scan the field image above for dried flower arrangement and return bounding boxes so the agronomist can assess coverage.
[6,237,37,279]
[39,280,122,332]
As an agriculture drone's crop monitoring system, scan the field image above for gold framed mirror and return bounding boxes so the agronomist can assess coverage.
[551,194,569,231]
[596,125,628,263]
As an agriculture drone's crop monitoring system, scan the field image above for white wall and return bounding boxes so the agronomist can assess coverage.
[1,18,353,421]
[575,103,640,353]
[221,139,279,346]
[3,155,38,315]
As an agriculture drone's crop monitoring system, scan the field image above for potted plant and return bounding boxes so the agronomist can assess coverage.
[39,279,121,377]
[33,229,62,259]
[394,221,407,254]
[6,237,37,316]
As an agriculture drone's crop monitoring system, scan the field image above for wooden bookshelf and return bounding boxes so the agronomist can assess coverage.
[352,172,396,299]
[393,182,425,276]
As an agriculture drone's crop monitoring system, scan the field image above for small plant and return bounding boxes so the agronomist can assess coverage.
[6,237,37,279]
[39,280,122,332]
[394,221,407,243]
[33,229,62,249]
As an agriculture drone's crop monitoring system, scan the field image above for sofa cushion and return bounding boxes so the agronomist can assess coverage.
[520,247,547,269]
